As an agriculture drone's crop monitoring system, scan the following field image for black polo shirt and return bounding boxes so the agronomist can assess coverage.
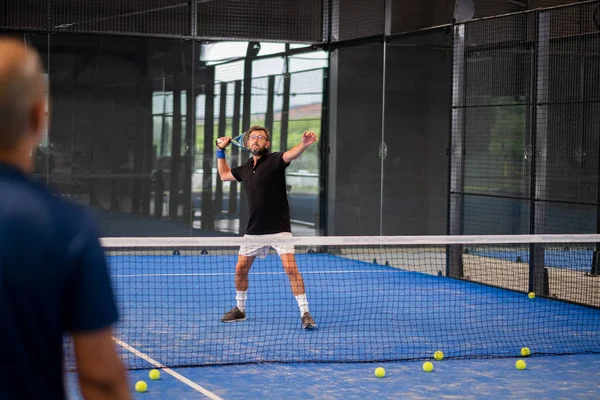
[231,151,292,234]
[0,162,118,400]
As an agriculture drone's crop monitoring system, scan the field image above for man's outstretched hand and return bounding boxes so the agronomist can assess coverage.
[301,131,318,148]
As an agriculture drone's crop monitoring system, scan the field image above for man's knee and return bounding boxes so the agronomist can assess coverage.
[236,256,254,274]
[281,260,300,276]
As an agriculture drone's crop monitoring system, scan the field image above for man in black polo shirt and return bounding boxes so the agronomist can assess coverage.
[0,37,129,399]
[216,126,318,329]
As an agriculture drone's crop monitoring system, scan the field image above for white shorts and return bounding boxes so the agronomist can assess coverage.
[239,232,295,258]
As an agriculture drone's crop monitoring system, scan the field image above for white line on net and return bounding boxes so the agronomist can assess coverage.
[101,234,600,248]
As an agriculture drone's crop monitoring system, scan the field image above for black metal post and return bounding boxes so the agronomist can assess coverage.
[228,80,242,215]
[280,73,291,152]
[265,75,275,134]
[446,22,465,279]
[200,67,215,231]
[318,68,329,235]
[215,81,227,214]
[182,43,197,224]
[529,11,547,295]
[170,76,182,220]
[239,43,260,234]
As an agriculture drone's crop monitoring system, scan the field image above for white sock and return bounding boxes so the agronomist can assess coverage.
[236,290,247,313]
[295,293,309,316]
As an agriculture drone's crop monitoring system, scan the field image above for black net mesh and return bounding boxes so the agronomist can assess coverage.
[331,0,385,42]
[1,0,48,30]
[531,0,587,7]
[391,0,454,33]
[2,0,324,42]
[464,11,532,47]
[61,236,600,370]
[51,0,190,36]
[470,0,526,19]
[197,0,323,42]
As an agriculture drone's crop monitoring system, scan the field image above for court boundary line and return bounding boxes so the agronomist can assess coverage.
[112,337,223,400]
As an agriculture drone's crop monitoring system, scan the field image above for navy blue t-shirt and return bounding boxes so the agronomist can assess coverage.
[0,163,118,400]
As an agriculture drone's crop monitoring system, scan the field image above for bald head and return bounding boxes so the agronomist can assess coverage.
[0,37,46,153]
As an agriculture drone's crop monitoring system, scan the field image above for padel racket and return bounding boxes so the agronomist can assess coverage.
[216,133,250,152]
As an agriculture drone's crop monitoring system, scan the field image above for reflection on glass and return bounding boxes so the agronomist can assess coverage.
[201,41,249,65]
[253,58,285,78]
[31,33,327,238]
[198,66,325,236]
[289,43,311,49]
[289,52,328,73]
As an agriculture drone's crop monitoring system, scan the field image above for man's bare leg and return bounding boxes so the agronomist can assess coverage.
[280,253,305,296]
[281,253,316,329]
[221,255,255,322]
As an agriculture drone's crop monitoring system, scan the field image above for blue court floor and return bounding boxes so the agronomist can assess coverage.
[65,249,600,398]
[67,353,600,399]
[100,252,600,368]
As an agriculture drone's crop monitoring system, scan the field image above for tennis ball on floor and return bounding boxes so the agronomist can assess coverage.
[423,362,434,372]
[149,369,161,380]
[374,367,385,378]
[135,380,148,392]
[528,292,535,299]
[515,360,527,370]
[434,351,444,361]
[520,347,531,357]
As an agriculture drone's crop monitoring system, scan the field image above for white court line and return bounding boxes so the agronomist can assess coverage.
[112,337,223,400]
[112,269,406,278]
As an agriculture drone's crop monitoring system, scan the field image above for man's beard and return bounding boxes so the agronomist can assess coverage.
[251,146,268,157]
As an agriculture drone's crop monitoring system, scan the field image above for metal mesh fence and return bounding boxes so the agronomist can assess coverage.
[470,0,525,19]
[330,0,385,42]
[382,29,452,235]
[51,0,190,36]
[3,0,600,237]
[450,1,600,235]
[534,1,600,233]
[1,0,47,30]
[451,13,532,235]
[391,0,454,33]
[2,0,324,42]
[197,0,323,42]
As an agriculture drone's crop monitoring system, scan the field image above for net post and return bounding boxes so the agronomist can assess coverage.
[446,244,463,278]
[446,22,466,280]
[527,10,549,298]
[529,243,548,296]
[591,247,599,276]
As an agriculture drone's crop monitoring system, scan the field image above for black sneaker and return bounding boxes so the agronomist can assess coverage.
[301,312,316,329]
[221,306,246,322]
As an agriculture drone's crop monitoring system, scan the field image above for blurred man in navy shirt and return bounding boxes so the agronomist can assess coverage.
[0,37,129,399]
